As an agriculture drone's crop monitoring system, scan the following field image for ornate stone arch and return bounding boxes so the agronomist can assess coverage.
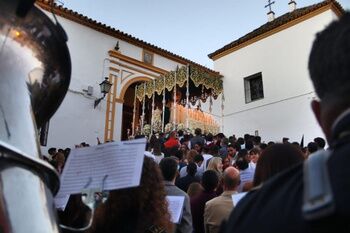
[118,76,153,101]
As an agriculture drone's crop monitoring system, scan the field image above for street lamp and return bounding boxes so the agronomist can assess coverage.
[94,77,112,108]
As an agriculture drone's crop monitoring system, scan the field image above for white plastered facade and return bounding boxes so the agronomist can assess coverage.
[212,9,339,143]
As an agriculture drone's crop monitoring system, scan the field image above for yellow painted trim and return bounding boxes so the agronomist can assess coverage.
[110,60,159,79]
[109,75,118,140]
[119,76,152,100]
[104,74,113,142]
[109,50,167,74]
[104,74,118,142]
[211,5,341,61]
[142,49,154,65]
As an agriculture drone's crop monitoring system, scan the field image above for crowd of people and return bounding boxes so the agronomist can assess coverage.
[49,127,327,233]
[44,12,350,233]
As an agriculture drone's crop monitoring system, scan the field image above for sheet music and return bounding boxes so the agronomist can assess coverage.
[54,195,70,211]
[166,196,185,224]
[55,139,146,208]
[232,192,247,206]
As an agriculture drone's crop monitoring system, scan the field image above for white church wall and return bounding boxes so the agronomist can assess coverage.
[214,10,337,142]
[43,15,117,150]
[42,11,196,150]
[46,91,106,149]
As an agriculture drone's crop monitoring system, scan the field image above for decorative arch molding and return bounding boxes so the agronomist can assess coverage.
[118,76,153,101]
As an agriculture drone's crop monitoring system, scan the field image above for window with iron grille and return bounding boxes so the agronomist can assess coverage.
[244,72,264,103]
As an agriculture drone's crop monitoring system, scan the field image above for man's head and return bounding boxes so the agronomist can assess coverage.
[314,137,326,149]
[187,162,197,177]
[195,128,202,136]
[309,13,350,143]
[221,138,229,147]
[222,167,240,191]
[201,170,219,192]
[48,147,56,155]
[193,154,204,167]
[159,157,178,182]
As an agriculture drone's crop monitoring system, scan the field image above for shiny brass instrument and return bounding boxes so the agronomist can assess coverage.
[0,0,71,232]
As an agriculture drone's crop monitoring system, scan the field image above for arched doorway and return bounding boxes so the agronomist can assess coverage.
[121,83,138,140]
[119,77,152,140]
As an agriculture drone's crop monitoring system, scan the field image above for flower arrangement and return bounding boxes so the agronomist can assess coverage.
[165,123,173,133]
[177,123,185,131]
[143,124,151,136]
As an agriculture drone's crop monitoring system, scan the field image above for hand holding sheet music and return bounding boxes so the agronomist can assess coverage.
[55,139,146,209]
[166,196,185,224]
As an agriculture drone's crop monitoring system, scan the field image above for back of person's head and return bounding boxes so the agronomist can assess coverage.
[291,142,300,149]
[282,137,289,144]
[267,141,275,146]
[237,137,245,145]
[206,133,213,142]
[245,140,254,151]
[307,142,318,154]
[152,140,162,155]
[309,13,350,141]
[174,149,183,161]
[209,146,219,156]
[149,134,157,148]
[48,147,56,155]
[253,136,261,145]
[193,154,204,164]
[166,146,179,157]
[260,143,268,150]
[235,157,249,171]
[309,13,350,101]
[313,137,326,149]
[186,149,199,163]
[159,157,178,181]
[232,142,241,151]
[187,182,203,198]
[201,170,219,192]
[253,143,304,187]
[195,128,202,136]
[187,162,197,176]
[202,145,210,154]
[223,167,240,190]
[90,156,172,233]
[221,137,229,146]
[237,149,248,160]
[178,130,184,137]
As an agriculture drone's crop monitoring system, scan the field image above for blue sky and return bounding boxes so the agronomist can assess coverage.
[63,0,350,69]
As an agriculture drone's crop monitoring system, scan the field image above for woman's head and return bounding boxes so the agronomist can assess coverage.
[253,143,304,187]
[207,157,223,174]
[90,157,173,233]
[187,182,203,198]
[186,149,199,163]
[249,148,261,164]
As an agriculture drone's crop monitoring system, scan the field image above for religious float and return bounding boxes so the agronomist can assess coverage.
[133,65,224,136]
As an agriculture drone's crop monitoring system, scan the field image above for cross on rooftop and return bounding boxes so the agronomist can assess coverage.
[265,0,275,13]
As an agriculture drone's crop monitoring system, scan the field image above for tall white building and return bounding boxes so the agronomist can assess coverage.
[209,0,344,143]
